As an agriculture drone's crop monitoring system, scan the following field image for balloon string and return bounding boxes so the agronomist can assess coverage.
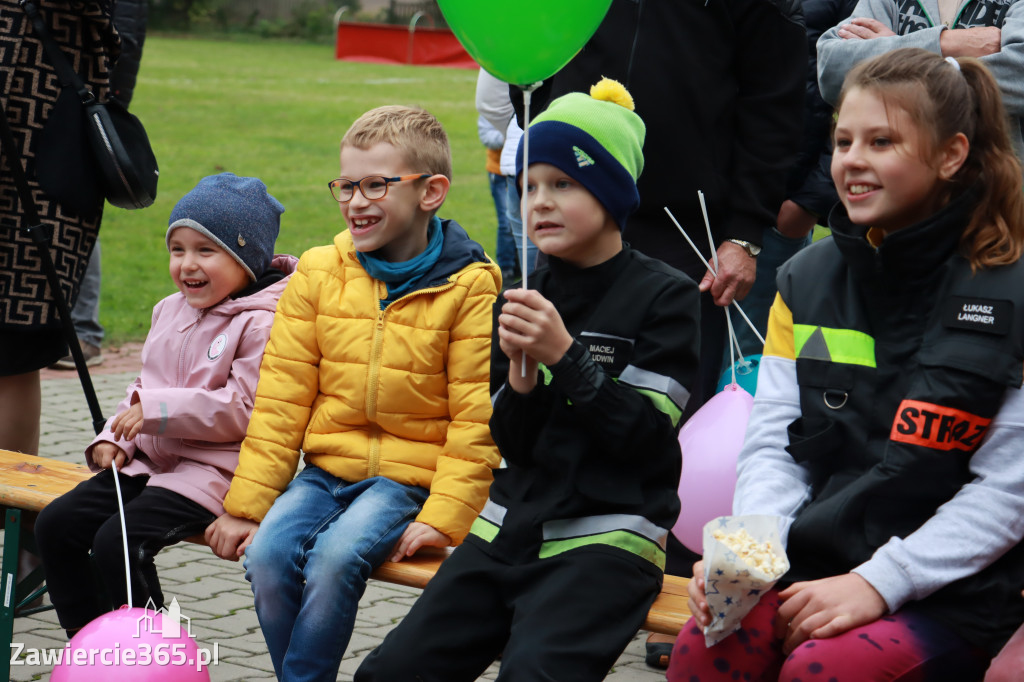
[699,191,718,277]
[110,460,133,608]
[520,88,532,298]
[698,190,738,388]
[663,206,767,346]
[519,84,539,378]
[726,310,738,387]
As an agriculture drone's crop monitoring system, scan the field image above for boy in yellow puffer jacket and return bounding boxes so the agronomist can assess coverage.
[205,105,502,682]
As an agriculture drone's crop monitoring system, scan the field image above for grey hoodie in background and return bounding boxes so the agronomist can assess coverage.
[816,0,1024,161]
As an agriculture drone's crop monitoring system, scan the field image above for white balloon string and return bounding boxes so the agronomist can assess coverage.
[520,88,532,296]
[732,319,747,367]
[519,87,533,378]
[699,190,738,386]
[110,460,133,608]
[726,309,737,387]
[699,191,718,276]
[663,206,767,346]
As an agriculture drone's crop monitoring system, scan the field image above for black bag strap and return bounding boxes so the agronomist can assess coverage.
[21,0,97,105]
[0,101,106,435]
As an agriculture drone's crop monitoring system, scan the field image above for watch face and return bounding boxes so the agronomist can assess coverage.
[729,239,760,256]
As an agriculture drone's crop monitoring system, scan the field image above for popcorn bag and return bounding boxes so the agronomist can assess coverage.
[701,514,789,647]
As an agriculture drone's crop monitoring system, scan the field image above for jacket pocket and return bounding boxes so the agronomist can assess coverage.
[917,337,1021,389]
[786,417,843,491]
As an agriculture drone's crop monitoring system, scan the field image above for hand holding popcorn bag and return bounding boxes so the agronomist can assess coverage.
[701,514,789,647]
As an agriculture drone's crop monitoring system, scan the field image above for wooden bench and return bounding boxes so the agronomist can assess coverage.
[0,449,691,677]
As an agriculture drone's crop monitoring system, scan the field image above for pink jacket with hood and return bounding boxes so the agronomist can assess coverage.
[86,253,298,515]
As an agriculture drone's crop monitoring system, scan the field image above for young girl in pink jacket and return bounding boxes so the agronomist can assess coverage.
[35,173,297,637]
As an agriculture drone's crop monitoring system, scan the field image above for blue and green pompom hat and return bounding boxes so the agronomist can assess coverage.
[516,78,646,230]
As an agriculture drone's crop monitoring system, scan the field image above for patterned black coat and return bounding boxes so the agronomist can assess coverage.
[0,0,117,329]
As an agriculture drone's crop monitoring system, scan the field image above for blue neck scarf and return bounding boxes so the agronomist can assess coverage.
[358,216,444,307]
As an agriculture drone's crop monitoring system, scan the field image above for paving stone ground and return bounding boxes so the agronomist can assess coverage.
[8,351,670,680]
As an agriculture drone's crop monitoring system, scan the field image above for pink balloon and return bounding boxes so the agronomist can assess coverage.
[672,384,754,553]
[51,605,211,681]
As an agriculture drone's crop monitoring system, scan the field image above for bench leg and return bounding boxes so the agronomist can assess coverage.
[1,508,23,681]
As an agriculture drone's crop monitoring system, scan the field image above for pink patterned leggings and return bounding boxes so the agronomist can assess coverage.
[667,589,989,682]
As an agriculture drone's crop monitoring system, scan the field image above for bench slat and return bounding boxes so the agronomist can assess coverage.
[0,451,91,511]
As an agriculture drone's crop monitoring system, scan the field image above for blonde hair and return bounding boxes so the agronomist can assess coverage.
[835,48,1024,269]
[340,105,452,180]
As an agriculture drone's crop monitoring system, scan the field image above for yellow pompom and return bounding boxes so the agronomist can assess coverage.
[589,78,635,111]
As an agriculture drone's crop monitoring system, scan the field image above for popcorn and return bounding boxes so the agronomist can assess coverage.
[702,515,789,647]
[711,528,788,578]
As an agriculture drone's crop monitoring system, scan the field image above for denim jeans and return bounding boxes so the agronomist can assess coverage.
[489,172,517,277]
[244,466,429,682]
[71,242,104,347]
[505,174,538,277]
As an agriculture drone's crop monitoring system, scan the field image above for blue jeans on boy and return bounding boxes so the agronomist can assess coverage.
[243,466,429,682]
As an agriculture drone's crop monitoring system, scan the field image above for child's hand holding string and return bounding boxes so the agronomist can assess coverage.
[92,441,127,470]
[110,401,144,441]
[497,289,573,393]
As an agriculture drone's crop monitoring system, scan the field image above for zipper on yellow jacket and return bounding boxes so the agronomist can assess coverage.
[364,273,465,478]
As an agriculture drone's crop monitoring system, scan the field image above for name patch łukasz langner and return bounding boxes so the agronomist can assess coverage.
[579,331,634,375]
[943,296,1012,335]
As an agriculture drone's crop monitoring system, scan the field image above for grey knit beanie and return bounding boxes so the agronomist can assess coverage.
[166,173,284,280]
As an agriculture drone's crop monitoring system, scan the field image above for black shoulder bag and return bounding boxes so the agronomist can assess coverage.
[22,0,158,213]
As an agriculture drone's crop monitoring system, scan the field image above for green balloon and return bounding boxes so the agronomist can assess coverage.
[438,0,613,86]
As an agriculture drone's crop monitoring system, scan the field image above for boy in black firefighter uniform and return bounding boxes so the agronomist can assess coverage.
[355,79,700,681]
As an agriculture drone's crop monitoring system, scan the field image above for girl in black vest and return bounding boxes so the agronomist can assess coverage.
[670,47,1024,681]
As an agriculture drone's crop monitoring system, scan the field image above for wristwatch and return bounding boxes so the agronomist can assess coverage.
[726,239,762,258]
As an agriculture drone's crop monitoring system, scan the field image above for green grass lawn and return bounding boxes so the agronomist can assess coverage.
[99,36,498,344]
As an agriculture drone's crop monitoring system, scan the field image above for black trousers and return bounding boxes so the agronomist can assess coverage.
[355,541,662,682]
[35,468,215,630]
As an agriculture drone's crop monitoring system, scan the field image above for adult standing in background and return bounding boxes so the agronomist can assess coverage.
[50,0,149,371]
[726,0,859,363]
[109,0,147,106]
[778,0,858,240]
[477,113,518,284]
[817,0,1024,161]
[0,0,119,453]
[476,69,535,279]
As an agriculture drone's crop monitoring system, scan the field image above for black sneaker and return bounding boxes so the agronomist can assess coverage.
[49,342,103,370]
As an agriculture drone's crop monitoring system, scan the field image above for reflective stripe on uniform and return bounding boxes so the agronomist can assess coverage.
[540,513,669,568]
[539,531,666,569]
[468,516,500,542]
[793,324,876,367]
[618,365,689,426]
[479,498,508,526]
